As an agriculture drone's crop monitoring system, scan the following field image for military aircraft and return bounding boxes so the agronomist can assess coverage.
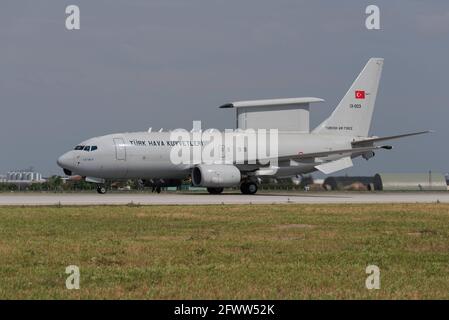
[57,58,430,194]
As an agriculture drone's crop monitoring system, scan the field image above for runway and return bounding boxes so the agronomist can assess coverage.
[0,192,448,206]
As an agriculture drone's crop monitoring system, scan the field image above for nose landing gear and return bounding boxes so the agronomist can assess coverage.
[96,185,107,194]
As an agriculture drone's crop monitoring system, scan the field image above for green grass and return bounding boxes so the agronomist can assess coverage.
[0,203,449,299]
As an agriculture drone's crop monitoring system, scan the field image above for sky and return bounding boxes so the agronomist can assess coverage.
[1,0,448,176]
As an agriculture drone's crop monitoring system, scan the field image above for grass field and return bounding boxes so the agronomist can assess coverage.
[0,203,449,299]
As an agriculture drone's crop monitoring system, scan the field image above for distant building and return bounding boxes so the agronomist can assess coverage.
[0,175,6,183]
[1,170,45,190]
[323,176,374,191]
[373,173,447,191]
[6,170,43,182]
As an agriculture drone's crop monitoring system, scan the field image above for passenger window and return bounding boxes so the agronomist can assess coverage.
[83,146,90,151]
[91,146,98,151]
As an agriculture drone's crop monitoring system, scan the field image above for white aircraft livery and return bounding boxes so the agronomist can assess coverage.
[57,58,430,194]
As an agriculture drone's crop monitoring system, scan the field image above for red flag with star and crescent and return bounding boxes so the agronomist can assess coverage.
[355,90,365,99]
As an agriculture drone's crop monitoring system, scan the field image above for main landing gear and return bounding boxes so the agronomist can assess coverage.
[96,185,107,194]
[240,181,257,194]
[240,181,258,195]
[206,182,258,195]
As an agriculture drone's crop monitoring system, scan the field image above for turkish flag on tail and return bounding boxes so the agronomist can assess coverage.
[355,90,365,99]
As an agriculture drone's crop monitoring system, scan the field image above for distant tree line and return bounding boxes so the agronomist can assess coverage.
[0,183,18,191]
[0,175,317,192]
[0,175,96,192]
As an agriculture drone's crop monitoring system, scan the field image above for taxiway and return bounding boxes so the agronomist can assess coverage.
[0,192,448,206]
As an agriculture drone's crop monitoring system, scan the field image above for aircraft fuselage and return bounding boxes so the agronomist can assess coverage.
[57,131,353,181]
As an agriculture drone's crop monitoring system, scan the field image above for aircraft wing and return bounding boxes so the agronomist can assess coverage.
[245,145,391,167]
[252,130,430,166]
[351,130,432,146]
[276,145,392,162]
[242,145,392,176]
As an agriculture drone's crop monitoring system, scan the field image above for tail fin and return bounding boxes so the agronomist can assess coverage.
[313,58,384,137]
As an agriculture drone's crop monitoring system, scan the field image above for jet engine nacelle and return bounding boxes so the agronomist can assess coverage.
[192,164,241,188]
[291,175,302,185]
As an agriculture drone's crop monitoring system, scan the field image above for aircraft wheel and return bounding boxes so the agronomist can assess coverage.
[207,187,224,194]
[97,185,107,194]
[156,186,162,194]
[240,182,249,194]
[240,182,257,195]
[247,182,258,194]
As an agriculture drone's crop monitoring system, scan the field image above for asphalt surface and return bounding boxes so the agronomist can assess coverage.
[0,192,448,205]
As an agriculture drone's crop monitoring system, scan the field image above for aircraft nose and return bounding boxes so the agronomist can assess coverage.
[57,152,72,169]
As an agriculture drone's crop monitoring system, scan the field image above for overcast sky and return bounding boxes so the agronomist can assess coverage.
[1,0,448,176]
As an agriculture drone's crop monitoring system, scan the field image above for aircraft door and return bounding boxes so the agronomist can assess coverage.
[110,137,128,178]
[113,138,126,161]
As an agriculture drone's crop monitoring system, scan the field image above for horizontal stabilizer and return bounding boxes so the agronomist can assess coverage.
[315,157,353,174]
[352,130,432,146]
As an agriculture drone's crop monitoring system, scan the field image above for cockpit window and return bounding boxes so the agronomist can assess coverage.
[74,145,97,151]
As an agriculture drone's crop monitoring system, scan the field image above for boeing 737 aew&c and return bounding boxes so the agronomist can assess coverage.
[57,58,430,194]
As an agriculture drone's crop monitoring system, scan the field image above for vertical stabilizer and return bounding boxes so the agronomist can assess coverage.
[313,58,383,137]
